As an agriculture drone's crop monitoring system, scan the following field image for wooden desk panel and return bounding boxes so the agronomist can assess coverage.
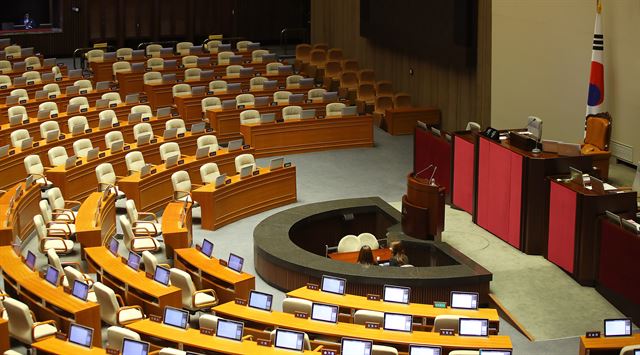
[84,247,182,316]
[161,201,193,258]
[2,64,68,80]
[33,337,108,354]
[214,302,512,351]
[0,247,102,346]
[174,248,255,304]
[118,147,251,213]
[579,334,640,355]
[192,166,297,230]
[0,181,41,246]
[126,319,322,355]
[383,107,441,135]
[0,89,110,122]
[0,77,77,103]
[328,248,391,263]
[75,191,117,248]
[0,318,8,353]
[240,115,374,158]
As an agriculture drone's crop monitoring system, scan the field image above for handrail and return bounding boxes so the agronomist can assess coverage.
[72,45,116,71]
[137,40,179,51]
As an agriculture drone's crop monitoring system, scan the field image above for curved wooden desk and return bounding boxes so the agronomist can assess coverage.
[0,246,102,346]
[126,319,322,355]
[214,302,512,352]
[240,114,374,158]
[33,337,107,354]
[84,246,181,316]
[0,318,8,353]
[0,88,112,121]
[161,201,193,258]
[75,191,117,248]
[192,165,297,230]
[0,76,77,103]
[118,146,252,213]
[174,248,255,304]
[579,333,640,355]
[0,181,41,246]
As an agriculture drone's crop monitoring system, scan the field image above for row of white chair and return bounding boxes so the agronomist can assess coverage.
[337,233,380,252]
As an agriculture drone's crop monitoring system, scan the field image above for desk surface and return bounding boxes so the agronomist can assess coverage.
[33,337,107,354]
[174,248,255,284]
[579,333,640,354]
[327,248,391,263]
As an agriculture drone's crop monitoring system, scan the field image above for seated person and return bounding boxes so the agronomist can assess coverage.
[357,245,377,266]
[389,241,409,266]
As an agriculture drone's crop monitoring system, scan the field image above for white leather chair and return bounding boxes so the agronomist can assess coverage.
[106,326,141,351]
[433,315,462,333]
[146,44,162,57]
[133,122,153,140]
[236,40,252,52]
[24,155,51,186]
[142,251,169,274]
[143,71,162,84]
[46,187,80,221]
[5,45,20,58]
[176,42,194,56]
[266,62,283,75]
[282,298,312,315]
[116,47,133,60]
[198,314,219,331]
[146,57,164,69]
[4,298,57,345]
[205,40,222,53]
[208,80,227,93]
[51,66,63,80]
[165,118,186,135]
[112,61,131,77]
[10,129,30,148]
[85,49,104,63]
[102,92,122,105]
[40,201,74,233]
[159,142,181,161]
[273,90,292,104]
[251,49,269,63]
[159,347,185,355]
[120,215,159,253]
[22,71,41,84]
[126,200,161,237]
[10,89,28,102]
[125,151,146,174]
[466,121,481,132]
[47,146,68,166]
[181,55,198,68]
[171,171,201,204]
[235,93,255,107]
[239,109,260,124]
[184,68,201,82]
[42,83,60,96]
[326,102,346,117]
[69,96,90,111]
[73,79,93,93]
[197,135,219,153]
[201,97,221,114]
[0,74,11,88]
[64,266,97,302]
[337,235,360,252]
[24,56,42,69]
[371,345,399,355]
[34,214,74,254]
[72,138,93,158]
[95,163,126,201]
[38,101,59,116]
[46,249,72,287]
[67,115,89,133]
[217,51,234,65]
[131,104,152,119]
[286,74,303,89]
[308,88,327,102]
[353,310,384,325]
[225,65,243,78]
[40,121,60,140]
[172,83,191,97]
[620,345,640,355]
[8,105,27,122]
[200,163,220,184]
[105,131,124,150]
[169,268,218,311]
[234,154,256,173]
[249,76,267,91]
[282,105,302,121]
[99,109,119,127]
[0,62,11,74]
[357,233,379,250]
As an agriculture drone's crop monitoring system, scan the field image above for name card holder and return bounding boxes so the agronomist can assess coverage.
[124,145,131,151]
[55,332,67,341]
[80,107,88,113]
[219,259,228,267]
[306,283,319,290]
[257,339,272,347]
[209,151,217,157]
[200,327,214,336]
[252,170,260,176]
[439,329,455,336]
[33,142,40,147]
[234,298,247,306]
[177,132,185,138]
[242,144,251,150]
[150,138,157,144]
[585,331,601,338]
[149,314,162,323]
[294,311,308,319]
[365,322,380,329]
[366,294,380,301]
[433,301,447,309]
[284,162,292,168]
[225,178,231,185]
[106,348,119,355]
[321,350,337,355]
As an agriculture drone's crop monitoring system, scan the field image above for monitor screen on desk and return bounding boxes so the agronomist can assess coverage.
[200,238,214,258]
[458,318,489,337]
[71,280,90,301]
[108,237,119,256]
[248,290,273,311]
[383,312,412,332]
[154,265,171,286]
[383,285,410,304]
[44,265,60,286]
[409,345,442,355]
[25,250,36,270]
[68,323,93,348]
[228,253,244,273]
[341,338,372,355]
[321,275,346,295]
[311,302,338,323]
[604,318,632,337]
[127,251,141,271]
[163,306,189,329]
[274,328,305,352]
[479,350,512,355]
[215,318,243,341]
[122,338,150,355]
[450,291,478,310]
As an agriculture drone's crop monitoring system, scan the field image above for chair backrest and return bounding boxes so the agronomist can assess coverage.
[286,74,303,88]
[23,154,43,175]
[146,57,164,69]
[4,298,35,343]
[295,44,312,62]
[39,200,54,224]
[106,326,140,351]
[325,61,342,78]
[86,49,104,62]
[282,105,302,121]
[358,233,379,250]
[200,163,221,184]
[184,68,201,81]
[112,61,131,75]
[48,146,68,166]
[206,40,222,53]
[33,214,48,242]
[252,49,269,63]
[143,71,162,84]
[249,76,268,90]
[171,171,192,199]
[43,83,60,95]
[337,234,360,252]
[132,104,152,118]
[281,298,312,315]
[172,83,191,97]
[70,96,90,110]
[240,109,260,124]
[68,115,89,132]
[100,109,118,126]
[141,251,158,273]
[273,90,292,103]
[22,70,41,83]
[313,43,329,51]
[116,47,133,60]
[466,121,481,132]
[159,142,181,161]
[181,55,198,68]
[8,105,27,121]
[201,97,222,113]
[73,138,93,157]
[11,89,28,101]
[133,122,152,140]
[236,40,252,51]
[10,129,30,148]
[357,83,376,101]
[309,49,327,67]
[217,51,234,64]
[236,93,255,106]
[0,61,11,71]
[38,101,58,114]
[64,266,84,286]
[93,282,120,325]
[73,79,93,92]
[25,56,41,68]
[353,310,384,325]
[125,151,145,173]
[209,80,227,93]
[146,44,162,56]
[198,314,220,332]
[584,113,612,151]
[234,154,256,173]
[46,187,66,210]
[394,93,411,108]
[119,215,136,249]
[433,315,461,332]
[40,120,60,139]
[176,42,193,55]
[620,345,640,355]
[374,96,394,114]
[340,71,359,89]
[125,199,140,223]
[0,74,11,87]
[96,163,117,187]
[266,62,283,75]
[226,65,243,77]
[326,102,346,117]
[166,118,186,134]
[169,268,196,307]
[102,92,122,105]
[197,135,219,152]
[371,345,399,355]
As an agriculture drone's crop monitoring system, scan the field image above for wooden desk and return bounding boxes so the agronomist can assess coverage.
[0,318,8,353]
[0,246,102,346]
[161,201,193,258]
[0,77,77,102]
[126,319,322,355]
[118,147,251,213]
[240,115,374,158]
[33,337,108,354]
[0,181,41,246]
[1,64,68,80]
[382,107,441,135]
[328,248,392,263]
[287,286,500,332]
[214,302,512,352]
[84,246,182,316]
[75,191,117,248]
[414,125,451,201]
[0,89,111,122]
[192,166,297,230]
[579,333,640,355]
[174,248,255,304]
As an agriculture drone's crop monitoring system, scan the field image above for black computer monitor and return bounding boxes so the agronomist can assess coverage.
[44,265,60,286]
[121,338,150,355]
[383,312,412,332]
[383,285,410,304]
[127,251,141,271]
[200,238,214,258]
[153,265,171,286]
[321,275,346,295]
[248,290,273,311]
[479,350,512,355]
[25,250,36,270]
[108,237,119,256]
[68,323,93,348]
[215,318,244,341]
[604,318,632,337]
[450,291,479,310]
[458,318,489,337]
[340,338,372,355]
[163,306,189,329]
[227,253,244,273]
[311,302,338,323]
[71,280,90,301]
[408,345,442,355]
[274,328,306,352]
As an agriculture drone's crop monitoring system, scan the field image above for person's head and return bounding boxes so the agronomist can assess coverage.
[357,245,375,265]
[391,241,405,256]
[25,13,30,19]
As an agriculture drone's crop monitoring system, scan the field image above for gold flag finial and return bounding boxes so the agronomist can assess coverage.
[597,0,602,14]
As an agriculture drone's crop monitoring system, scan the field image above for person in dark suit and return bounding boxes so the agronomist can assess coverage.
[23,13,34,29]
[389,241,409,266]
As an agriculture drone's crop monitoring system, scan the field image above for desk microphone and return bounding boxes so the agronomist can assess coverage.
[429,166,438,186]
[414,165,433,179]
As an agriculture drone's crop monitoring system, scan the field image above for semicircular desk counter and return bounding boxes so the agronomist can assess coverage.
[254,197,493,305]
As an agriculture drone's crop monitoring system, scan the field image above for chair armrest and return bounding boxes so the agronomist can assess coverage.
[192,288,218,307]
[46,227,70,238]
[116,305,144,325]
[52,208,76,222]
[115,294,125,307]
[60,261,83,271]
[313,345,324,352]
[159,263,171,268]
[47,221,73,234]
[191,183,203,189]
[51,211,74,221]
[242,335,253,341]
[64,200,82,209]
[132,227,153,237]
[136,211,158,222]
[133,221,159,234]
[31,319,57,340]
[41,237,70,253]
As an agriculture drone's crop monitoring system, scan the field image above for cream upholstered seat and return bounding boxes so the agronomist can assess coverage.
[133,122,153,140]
[112,61,131,77]
[184,67,202,82]
[131,104,152,119]
[10,129,30,148]
[225,65,243,78]
[171,171,201,204]
[146,44,162,57]
[8,105,27,122]
[46,249,74,288]
[172,83,191,97]
[120,215,159,253]
[372,345,399,355]
[4,298,57,345]
[166,118,186,135]
[10,89,29,102]
[200,163,221,184]
[126,200,161,237]
[102,92,122,105]
[282,105,302,121]
[99,109,118,127]
[354,310,384,325]
[181,55,198,68]
[206,40,222,53]
[0,62,11,74]
[5,45,21,58]
[208,80,227,94]
[239,109,260,124]
[273,90,292,104]
[326,102,346,117]
[107,326,141,351]
[47,146,68,166]
[286,74,304,89]
[125,151,146,174]
[269,329,311,350]
[236,40,252,52]
[46,187,80,221]
[96,163,125,199]
[38,101,59,116]
[198,314,220,331]
[142,251,169,274]
[116,47,133,60]
[73,138,93,158]
[85,49,104,63]
[73,79,93,93]
[357,233,379,249]
[235,93,255,107]
[0,74,11,88]
[67,115,89,133]
[266,62,283,75]
[143,71,162,84]
[159,142,181,161]
[308,88,327,102]
[22,70,41,84]
[105,131,124,150]
[197,135,219,153]
[169,268,218,311]
[620,345,640,355]
[64,266,97,302]
[234,153,256,173]
[282,298,312,315]
[176,41,193,56]
[217,51,234,65]
[201,97,221,114]
[51,66,63,80]
[24,155,51,186]
[42,83,60,96]
[70,96,90,111]
[433,315,462,333]
[251,49,269,63]
[146,57,164,69]
[40,201,75,238]
[249,76,268,91]
[337,235,360,253]
[40,121,60,140]
[34,214,74,254]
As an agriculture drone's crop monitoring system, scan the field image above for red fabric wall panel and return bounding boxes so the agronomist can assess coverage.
[547,182,577,273]
[452,136,474,214]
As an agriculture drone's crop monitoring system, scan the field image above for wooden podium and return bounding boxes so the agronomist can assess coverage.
[401,173,445,241]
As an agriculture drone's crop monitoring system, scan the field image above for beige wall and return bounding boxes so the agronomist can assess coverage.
[492,0,640,163]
